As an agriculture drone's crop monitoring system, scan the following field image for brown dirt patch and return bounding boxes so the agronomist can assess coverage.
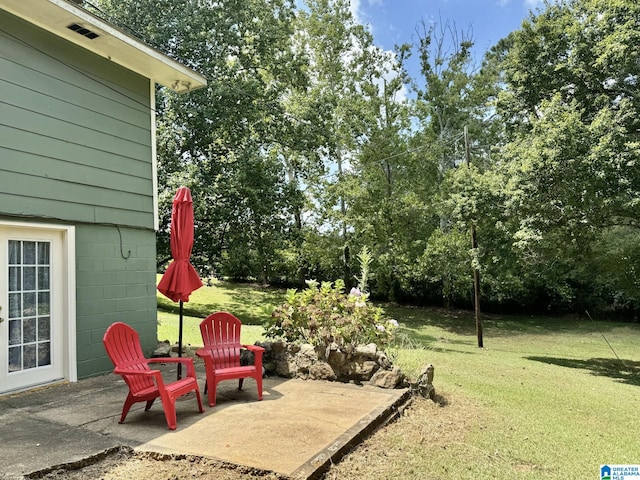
[27,448,288,480]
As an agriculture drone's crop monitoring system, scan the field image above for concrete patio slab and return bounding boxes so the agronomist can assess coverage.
[0,364,410,479]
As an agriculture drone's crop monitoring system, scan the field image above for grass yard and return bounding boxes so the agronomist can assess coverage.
[157,281,640,479]
[330,308,640,479]
[156,277,284,347]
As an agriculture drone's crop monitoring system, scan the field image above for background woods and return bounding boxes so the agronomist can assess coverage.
[93,0,640,317]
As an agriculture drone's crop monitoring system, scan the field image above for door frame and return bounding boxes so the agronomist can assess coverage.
[0,220,76,392]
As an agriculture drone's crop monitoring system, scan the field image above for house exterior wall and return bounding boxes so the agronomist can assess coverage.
[75,225,157,378]
[0,10,158,377]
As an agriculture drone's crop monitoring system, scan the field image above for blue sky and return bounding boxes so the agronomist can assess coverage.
[350,0,545,78]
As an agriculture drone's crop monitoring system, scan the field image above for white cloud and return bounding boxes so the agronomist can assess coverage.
[350,0,362,22]
[350,0,383,24]
[376,57,409,104]
[346,0,406,104]
[497,0,547,9]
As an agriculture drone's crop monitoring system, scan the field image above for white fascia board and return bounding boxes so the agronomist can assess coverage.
[0,0,207,93]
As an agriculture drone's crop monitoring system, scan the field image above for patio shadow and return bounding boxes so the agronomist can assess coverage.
[525,356,640,386]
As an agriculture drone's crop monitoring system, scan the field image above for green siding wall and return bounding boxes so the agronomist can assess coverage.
[0,10,162,379]
[75,224,157,378]
[0,9,155,229]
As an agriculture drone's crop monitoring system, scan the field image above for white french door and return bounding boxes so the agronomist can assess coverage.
[0,223,74,394]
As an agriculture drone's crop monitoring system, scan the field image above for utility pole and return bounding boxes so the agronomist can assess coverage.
[464,126,483,348]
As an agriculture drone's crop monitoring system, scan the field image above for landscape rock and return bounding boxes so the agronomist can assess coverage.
[261,341,411,388]
[276,358,297,378]
[354,360,379,380]
[413,364,435,399]
[376,351,392,369]
[354,343,377,356]
[240,349,255,366]
[151,341,172,358]
[309,361,337,381]
[370,366,406,389]
[327,348,346,369]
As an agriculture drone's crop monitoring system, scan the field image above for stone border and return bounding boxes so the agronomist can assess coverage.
[256,341,408,388]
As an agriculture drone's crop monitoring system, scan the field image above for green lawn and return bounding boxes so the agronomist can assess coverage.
[157,282,640,479]
[352,307,640,479]
[156,277,285,347]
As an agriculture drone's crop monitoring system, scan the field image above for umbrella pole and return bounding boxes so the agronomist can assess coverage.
[178,300,184,380]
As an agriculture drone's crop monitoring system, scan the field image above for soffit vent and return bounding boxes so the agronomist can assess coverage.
[67,23,99,40]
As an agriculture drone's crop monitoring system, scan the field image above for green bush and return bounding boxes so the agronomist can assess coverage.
[264,279,398,350]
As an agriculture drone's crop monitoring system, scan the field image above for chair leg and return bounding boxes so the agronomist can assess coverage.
[207,379,217,407]
[238,378,244,390]
[163,402,178,430]
[120,393,137,424]
[145,399,155,411]
[256,373,263,401]
[194,387,204,413]
[158,392,178,430]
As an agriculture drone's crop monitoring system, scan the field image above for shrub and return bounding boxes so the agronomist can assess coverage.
[264,279,398,350]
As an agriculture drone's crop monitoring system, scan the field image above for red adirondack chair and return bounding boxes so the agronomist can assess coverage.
[196,312,265,407]
[103,322,204,430]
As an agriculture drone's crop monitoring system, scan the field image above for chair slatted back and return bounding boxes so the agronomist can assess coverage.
[200,312,243,369]
[103,322,155,393]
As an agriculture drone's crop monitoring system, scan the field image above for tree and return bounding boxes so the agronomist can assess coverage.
[495,0,640,311]
[345,72,436,300]
[407,17,503,307]
[94,0,307,281]
[294,0,410,291]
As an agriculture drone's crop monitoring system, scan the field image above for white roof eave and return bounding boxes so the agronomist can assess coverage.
[0,0,207,93]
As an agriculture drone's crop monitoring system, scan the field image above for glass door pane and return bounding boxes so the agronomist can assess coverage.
[7,240,51,373]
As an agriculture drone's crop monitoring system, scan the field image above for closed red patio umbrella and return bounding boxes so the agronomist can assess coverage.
[158,187,202,379]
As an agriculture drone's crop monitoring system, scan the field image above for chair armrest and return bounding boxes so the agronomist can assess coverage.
[242,344,265,353]
[147,357,196,378]
[195,348,214,365]
[114,367,159,376]
[147,357,194,365]
[113,367,166,388]
[242,344,264,366]
[195,348,209,359]
[195,348,216,372]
